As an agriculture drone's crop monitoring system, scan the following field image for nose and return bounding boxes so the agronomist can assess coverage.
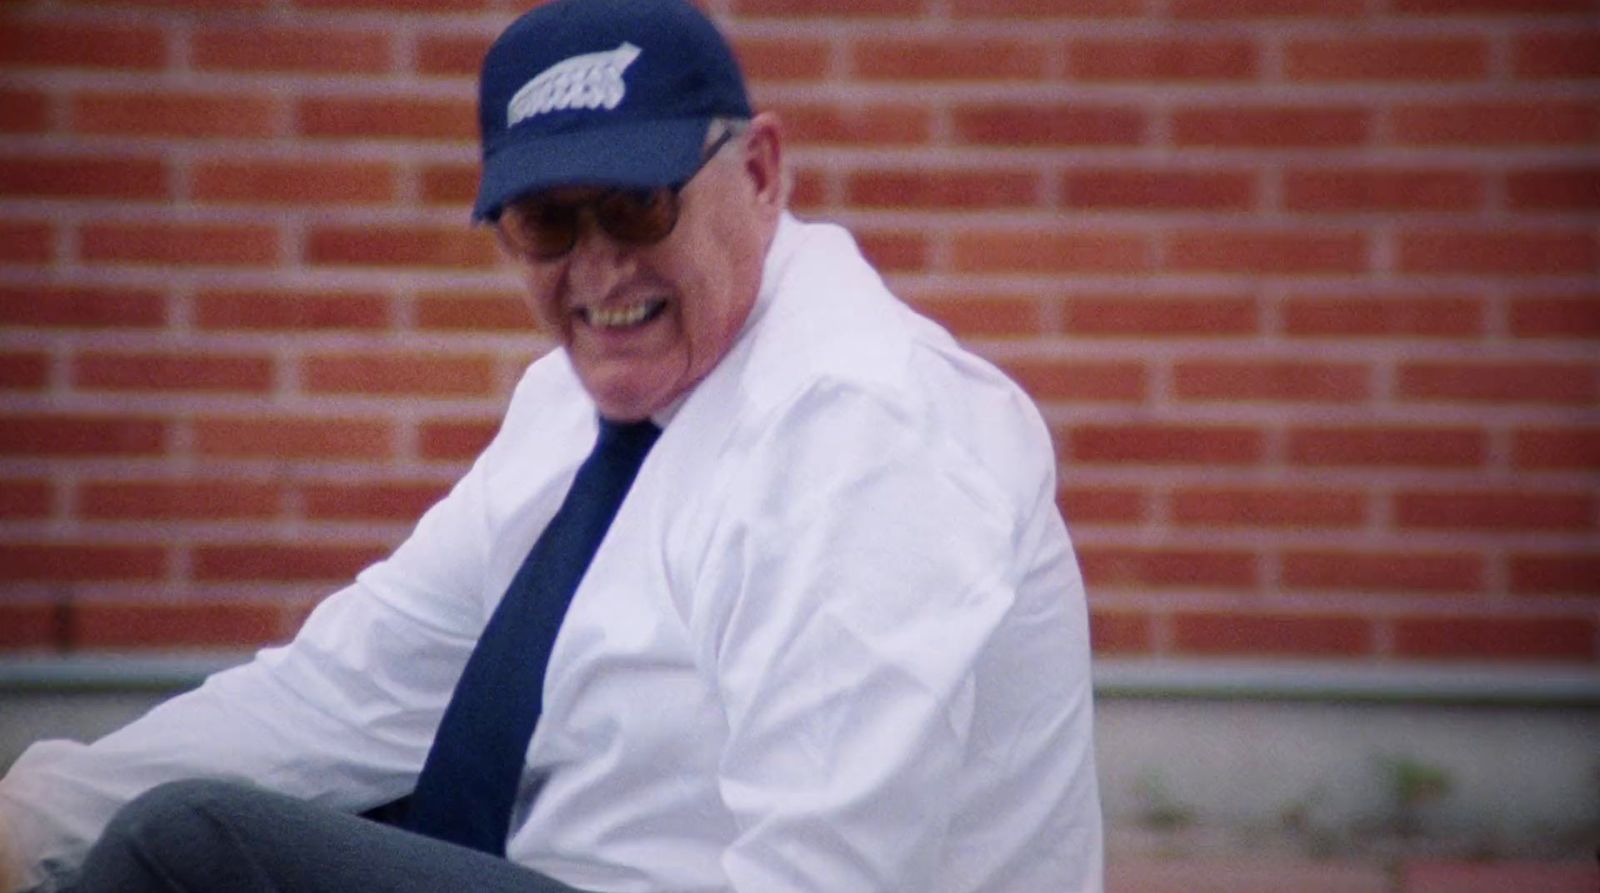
[564,210,635,292]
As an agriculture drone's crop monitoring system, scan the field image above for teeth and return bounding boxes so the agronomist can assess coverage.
[586,301,658,328]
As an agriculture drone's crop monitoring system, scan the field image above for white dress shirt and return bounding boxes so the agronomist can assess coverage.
[1,214,1103,893]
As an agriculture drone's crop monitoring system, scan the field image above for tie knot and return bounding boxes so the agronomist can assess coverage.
[597,417,661,452]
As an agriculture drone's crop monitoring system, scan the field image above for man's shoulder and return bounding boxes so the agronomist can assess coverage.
[736,218,950,408]
[748,219,1041,439]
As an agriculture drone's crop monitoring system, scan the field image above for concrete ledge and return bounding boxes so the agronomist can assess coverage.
[2,653,1596,707]
[1092,658,1600,707]
[0,652,250,692]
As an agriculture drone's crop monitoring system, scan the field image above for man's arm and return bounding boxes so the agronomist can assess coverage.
[0,452,497,889]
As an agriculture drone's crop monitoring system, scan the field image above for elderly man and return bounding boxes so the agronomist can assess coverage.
[0,0,1102,890]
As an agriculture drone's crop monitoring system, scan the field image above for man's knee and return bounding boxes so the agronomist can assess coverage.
[106,778,258,842]
[82,778,263,889]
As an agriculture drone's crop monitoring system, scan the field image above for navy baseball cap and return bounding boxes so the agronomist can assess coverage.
[473,0,753,222]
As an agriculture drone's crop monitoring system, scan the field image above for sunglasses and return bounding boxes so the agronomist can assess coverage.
[496,127,737,262]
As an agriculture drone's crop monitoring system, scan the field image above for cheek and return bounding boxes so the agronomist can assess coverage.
[518,269,565,332]
[684,215,759,331]
[674,257,741,351]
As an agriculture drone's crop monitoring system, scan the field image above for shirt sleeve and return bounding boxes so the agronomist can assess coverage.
[696,380,1023,892]
[0,451,496,893]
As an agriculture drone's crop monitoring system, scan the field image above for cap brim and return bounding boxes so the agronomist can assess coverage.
[473,117,713,221]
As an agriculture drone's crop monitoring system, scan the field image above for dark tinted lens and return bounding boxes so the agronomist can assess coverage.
[502,202,579,260]
[596,189,679,245]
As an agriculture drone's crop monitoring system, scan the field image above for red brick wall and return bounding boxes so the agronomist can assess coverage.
[1,0,1596,664]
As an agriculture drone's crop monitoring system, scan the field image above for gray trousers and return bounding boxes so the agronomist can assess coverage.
[68,779,598,893]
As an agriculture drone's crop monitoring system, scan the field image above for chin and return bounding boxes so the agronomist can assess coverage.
[587,382,666,422]
[580,359,692,422]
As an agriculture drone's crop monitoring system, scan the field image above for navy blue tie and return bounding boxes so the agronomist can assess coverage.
[403,417,661,854]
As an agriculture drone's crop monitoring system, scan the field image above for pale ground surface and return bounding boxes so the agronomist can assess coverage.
[1106,824,1597,893]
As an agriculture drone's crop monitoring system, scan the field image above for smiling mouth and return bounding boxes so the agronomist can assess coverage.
[580,299,668,329]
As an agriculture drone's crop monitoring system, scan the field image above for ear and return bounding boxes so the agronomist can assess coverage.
[742,111,787,217]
